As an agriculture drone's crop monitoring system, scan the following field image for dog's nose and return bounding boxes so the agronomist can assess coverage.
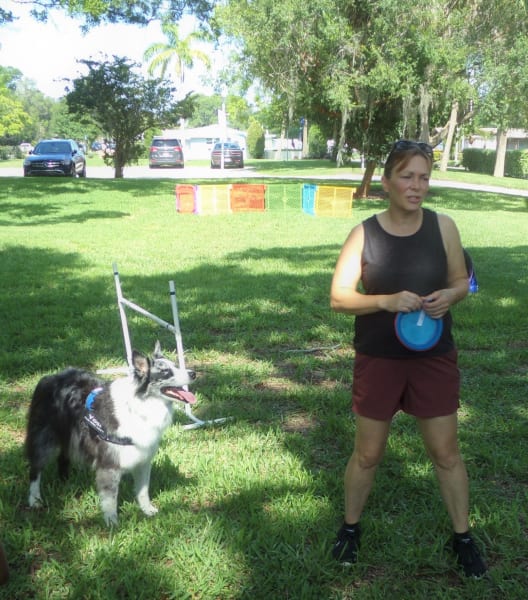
[188,370,196,380]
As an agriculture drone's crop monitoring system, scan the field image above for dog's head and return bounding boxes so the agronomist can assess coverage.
[132,341,197,404]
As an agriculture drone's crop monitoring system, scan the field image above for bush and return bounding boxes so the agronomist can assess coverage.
[462,148,496,174]
[0,146,14,160]
[462,147,528,178]
[246,120,265,159]
[308,124,327,158]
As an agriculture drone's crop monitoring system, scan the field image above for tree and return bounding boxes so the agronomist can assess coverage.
[144,21,211,86]
[66,56,192,178]
[467,1,528,177]
[215,0,326,151]
[0,67,29,139]
[1,1,214,28]
[246,119,265,158]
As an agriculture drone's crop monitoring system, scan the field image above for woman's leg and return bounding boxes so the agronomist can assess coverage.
[344,415,392,524]
[417,412,469,533]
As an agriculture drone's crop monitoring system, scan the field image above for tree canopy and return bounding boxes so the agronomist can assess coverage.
[0,0,214,28]
[213,0,528,186]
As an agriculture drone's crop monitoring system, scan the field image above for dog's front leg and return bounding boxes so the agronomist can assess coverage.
[132,462,158,517]
[95,469,121,526]
[28,473,43,508]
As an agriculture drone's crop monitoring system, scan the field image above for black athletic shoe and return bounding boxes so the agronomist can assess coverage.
[332,523,361,565]
[452,533,488,578]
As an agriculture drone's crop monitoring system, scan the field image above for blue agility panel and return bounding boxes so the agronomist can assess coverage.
[302,183,317,215]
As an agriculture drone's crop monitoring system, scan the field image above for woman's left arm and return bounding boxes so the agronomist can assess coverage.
[422,214,469,318]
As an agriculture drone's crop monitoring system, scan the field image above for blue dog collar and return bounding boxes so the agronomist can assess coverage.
[85,387,104,411]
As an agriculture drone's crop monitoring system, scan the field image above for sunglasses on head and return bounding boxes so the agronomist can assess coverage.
[389,139,433,157]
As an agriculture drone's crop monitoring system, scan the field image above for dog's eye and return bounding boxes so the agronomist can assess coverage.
[153,362,174,378]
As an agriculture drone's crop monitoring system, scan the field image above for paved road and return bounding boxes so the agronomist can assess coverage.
[2,164,528,197]
[0,165,262,180]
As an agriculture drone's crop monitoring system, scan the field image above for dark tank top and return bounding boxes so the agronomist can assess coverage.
[354,208,455,357]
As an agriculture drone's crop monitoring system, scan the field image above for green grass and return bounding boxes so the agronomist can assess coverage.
[0,172,527,599]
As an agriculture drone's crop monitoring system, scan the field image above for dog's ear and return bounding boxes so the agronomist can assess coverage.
[153,340,163,358]
[132,350,150,382]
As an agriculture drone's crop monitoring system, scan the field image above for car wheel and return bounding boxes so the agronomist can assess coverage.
[70,164,77,177]
[79,164,87,178]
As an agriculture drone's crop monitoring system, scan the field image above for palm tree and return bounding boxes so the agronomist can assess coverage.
[144,22,211,85]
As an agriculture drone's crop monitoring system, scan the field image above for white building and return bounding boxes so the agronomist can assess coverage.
[462,128,528,151]
[162,125,246,160]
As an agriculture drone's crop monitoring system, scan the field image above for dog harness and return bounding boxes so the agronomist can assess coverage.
[83,387,133,445]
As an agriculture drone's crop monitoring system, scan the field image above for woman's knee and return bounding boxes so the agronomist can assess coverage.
[428,446,463,471]
[352,446,385,470]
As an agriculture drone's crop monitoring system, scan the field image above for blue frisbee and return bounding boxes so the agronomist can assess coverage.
[395,310,443,351]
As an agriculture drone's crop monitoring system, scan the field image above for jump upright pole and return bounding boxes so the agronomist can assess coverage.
[111,263,229,430]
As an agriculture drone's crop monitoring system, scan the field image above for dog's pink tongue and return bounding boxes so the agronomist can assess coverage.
[165,388,197,404]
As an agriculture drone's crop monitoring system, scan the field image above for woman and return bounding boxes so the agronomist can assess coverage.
[330,140,487,578]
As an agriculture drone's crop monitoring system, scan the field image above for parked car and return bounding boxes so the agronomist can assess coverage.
[23,139,86,177]
[149,137,184,168]
[210,142,244,169]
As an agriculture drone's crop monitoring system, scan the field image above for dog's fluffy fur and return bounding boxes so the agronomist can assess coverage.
[25,342,196,526]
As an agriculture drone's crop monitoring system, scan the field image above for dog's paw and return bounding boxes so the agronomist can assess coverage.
[28,481,43,508]
[103,512,118,527]
[141,503,159,517]
[28,493,43,508]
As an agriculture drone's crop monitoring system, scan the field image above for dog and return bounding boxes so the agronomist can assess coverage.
[25,341,196,526]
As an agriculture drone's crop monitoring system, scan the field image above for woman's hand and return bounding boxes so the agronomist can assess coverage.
[380,291,424,314]
[421,289,456,318]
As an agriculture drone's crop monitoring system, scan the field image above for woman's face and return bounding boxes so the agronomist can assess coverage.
[381,154,431,211]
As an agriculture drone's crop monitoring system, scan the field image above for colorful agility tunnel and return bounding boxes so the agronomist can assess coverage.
[175,183,355,216]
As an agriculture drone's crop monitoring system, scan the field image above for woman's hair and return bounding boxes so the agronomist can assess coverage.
[383,140,433,178]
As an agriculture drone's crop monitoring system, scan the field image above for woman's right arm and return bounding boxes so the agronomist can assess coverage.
[330,224,422,316]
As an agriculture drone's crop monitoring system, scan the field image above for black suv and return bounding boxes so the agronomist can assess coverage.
[23,139,86,177]
[149,137,184,168]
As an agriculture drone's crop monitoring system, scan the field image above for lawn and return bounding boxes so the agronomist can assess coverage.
[0,172,526,599]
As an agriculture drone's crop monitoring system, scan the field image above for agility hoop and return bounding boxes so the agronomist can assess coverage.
[109,262,229,430]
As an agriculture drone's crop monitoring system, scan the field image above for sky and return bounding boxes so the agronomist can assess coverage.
[0,1,217,99]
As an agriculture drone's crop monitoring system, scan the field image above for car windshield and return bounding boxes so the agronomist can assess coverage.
[35,141,72,155]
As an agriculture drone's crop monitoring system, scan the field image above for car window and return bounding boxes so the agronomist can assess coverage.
[213,143,240,150]
[152,139,181,147]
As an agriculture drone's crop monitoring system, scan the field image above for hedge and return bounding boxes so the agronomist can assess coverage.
[462,147,528,178]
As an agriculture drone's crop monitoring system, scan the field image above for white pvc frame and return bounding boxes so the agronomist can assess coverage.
[111,262,229,430]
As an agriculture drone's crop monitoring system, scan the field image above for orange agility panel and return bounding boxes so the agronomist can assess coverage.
[230,184,267,212]
[175,184,197,213]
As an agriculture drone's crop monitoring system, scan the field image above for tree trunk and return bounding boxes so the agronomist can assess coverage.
[439,100,458,172]
[336,105,350,167]
[114,161,125,178]
[493,128,508,177]
[355,159,377,198]
[302,118,309,158]
[418,83,432,142]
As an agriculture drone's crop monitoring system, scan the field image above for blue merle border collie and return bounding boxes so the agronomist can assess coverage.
[25,342,196,526]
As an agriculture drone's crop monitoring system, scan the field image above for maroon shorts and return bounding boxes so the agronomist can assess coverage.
[352,351,460,420]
